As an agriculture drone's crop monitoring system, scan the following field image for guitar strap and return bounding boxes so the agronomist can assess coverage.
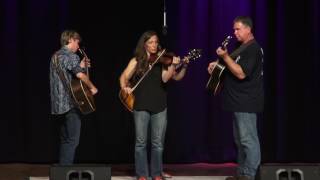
[52,53,76,105]
[229,39,255,59]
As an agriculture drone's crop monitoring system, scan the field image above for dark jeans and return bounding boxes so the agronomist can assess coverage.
[59,108,81,165]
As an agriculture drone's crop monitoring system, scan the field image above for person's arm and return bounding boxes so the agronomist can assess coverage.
[65,54,98,95]
[172,68,186,81]
[216,47,246,79]
[162,56,180,82]
[173,56,189,81]
[172,65,187,81]
[76,72,98,95]
[119,58,137,94]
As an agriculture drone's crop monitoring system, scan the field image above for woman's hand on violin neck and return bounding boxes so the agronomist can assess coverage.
[182,56,190,64]
[172,56,180,65]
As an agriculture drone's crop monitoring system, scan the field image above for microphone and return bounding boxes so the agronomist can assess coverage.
[162,0,167,36]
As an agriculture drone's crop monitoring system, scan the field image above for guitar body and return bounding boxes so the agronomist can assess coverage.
[206,61,226,95]
[206,36,232,95]
[70,79,96,114]
[119,89,135,112]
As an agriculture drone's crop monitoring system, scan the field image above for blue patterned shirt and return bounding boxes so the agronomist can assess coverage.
[49,46,85,114]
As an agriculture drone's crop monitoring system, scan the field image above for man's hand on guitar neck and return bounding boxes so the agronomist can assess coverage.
[80,57,91,68]
[216,46,229,59]
[216,46,246,80]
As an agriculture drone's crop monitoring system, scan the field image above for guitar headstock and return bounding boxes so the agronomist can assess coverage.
[187,49,202,61]
[222,35,232,48]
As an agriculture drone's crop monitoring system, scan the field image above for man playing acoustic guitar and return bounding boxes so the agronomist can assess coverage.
[207,16,264,180]
[49,30,98,165]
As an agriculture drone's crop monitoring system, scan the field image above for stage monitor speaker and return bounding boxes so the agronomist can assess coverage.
[258,164,320,180]
[50,164,111,180]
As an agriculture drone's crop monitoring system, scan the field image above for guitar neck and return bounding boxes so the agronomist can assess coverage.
[79,48,91,78]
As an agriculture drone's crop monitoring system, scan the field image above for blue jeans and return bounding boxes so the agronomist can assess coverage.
[133,108,167,178]
[59,108,81,165]
[233,112,261,178]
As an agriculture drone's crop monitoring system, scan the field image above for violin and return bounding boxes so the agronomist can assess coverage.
[149,51,177,66]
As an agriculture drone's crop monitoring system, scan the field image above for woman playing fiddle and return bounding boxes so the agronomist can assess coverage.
[119,30,184,180]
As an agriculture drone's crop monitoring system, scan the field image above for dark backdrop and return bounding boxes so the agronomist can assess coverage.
[1,0,320,164]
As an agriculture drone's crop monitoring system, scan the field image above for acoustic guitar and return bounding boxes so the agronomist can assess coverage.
[70,48,96,114]
[119,49,202,112]
[206,36,232,95]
